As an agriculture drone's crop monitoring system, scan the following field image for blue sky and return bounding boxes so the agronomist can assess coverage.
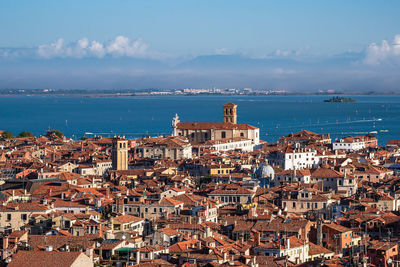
[1,1,400,90]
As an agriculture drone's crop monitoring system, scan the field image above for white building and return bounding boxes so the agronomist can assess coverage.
[254,235,309,264]
[136,136,192,160]
[267,145,319,170]
[78,160,112,176]
[199,138,254,152]
[333,135,377,152]
[333,137,365,151]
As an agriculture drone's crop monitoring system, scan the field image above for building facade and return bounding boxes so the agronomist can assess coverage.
[171,103,260,148]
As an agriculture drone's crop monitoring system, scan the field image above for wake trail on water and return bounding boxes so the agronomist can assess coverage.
[276,118,382,130]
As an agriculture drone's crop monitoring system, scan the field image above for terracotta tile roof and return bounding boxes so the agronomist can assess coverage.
[324,222,351,233]
[160,227,181,236]
[387,140,400,145]
[9,230,28,239]
[113,214,143,224]
[159,197,183,206]
[369,240,397,251]
[233,221,254,232]
[311,168,347,178]
[8,251,85,267]
[29,235,96,250]
[0,202,48,212]
[253,217,309,233]
[309,242,334,256]
[177,122,257,130]
[223,102,237,107]
[168,240,198,253]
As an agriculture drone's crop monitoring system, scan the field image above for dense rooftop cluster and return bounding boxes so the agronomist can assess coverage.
[0,127,400,267]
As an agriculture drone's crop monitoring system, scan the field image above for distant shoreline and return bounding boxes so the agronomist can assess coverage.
[1,90,400,98]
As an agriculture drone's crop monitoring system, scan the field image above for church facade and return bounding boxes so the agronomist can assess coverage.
[171,103,260,148]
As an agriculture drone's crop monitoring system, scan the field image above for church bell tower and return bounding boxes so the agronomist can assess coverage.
[223,103,237,124]
[112,136,128,170]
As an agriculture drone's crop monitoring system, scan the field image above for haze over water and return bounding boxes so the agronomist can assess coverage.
[1,95,399,145]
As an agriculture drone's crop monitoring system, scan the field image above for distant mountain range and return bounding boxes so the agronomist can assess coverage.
[0,51,399,90]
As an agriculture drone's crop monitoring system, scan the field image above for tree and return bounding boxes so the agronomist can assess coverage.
[1,131,13,139]
[17,131,34,138]
[80,136,89,141]
[47,129,64,138]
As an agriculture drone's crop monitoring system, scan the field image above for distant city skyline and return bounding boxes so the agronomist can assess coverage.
[1,1,400,90]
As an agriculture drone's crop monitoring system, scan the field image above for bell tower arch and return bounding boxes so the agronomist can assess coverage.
[223,103,237,124]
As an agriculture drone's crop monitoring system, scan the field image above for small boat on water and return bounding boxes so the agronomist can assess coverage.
[369,131,378,134]
[380,129,389,133]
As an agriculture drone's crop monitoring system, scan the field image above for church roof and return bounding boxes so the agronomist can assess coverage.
[223,102,237,107]
[177,122,257,130]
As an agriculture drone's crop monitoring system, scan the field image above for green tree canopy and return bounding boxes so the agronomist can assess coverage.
[47,129,64,138]
[17,131,34,138]
[80,136,89,141]
[1,131,14,139]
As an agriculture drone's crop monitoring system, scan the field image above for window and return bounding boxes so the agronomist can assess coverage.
[21,214,27,220]
[221,131,226,138]
[7,214,11,221]
[240,133,244,137]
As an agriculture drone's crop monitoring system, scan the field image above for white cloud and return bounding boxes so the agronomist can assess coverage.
[36,36,149,59]
[364,34,400,65]
[89,41,105,58]
[274,49,293,57]
[37,38,65,58]
[106,35,147,57]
